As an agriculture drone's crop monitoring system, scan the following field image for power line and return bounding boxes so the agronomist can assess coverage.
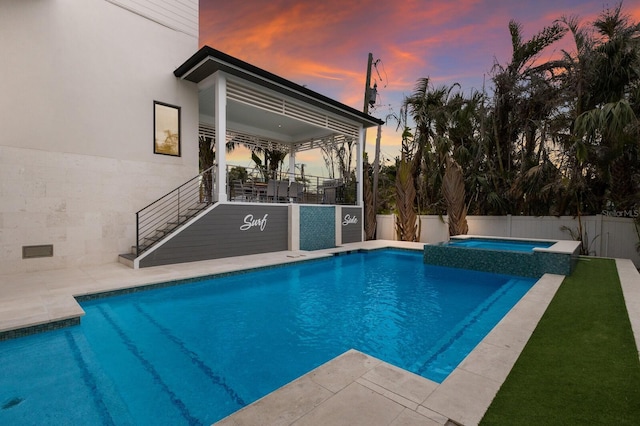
[373,59,388,89]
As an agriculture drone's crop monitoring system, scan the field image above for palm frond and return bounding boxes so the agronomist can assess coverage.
[442,157,469,236]
[395,160,418,241]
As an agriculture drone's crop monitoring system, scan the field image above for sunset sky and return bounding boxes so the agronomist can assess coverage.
[200,0,640,171]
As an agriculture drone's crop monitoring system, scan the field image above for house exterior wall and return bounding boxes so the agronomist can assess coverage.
[105,0,198,37]
[0,0,199,273]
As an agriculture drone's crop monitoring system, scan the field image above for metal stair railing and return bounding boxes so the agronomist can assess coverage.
[136,165,215,256]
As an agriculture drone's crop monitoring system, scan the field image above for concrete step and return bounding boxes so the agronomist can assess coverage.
[118,253,135,268]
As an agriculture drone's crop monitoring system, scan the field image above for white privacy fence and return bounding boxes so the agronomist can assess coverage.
[376,214,640,267]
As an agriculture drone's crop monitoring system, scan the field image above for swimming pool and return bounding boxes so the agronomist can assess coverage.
[0,249,535,425]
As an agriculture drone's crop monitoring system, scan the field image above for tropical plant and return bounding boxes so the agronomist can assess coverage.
[395,159,419,241]
[251,148,287,181]
[228,166,249,183]
[402,79,463,214]
[390,1,640,225]
[363,161,377,240]
[560,222,600,255]
[341,0,640,251]
[442,157,469,236]
[198,136,215,203]
[489,19,567,213]
[557,3,640,214]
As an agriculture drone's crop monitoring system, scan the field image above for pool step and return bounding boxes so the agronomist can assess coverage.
[84,303,246,424]
[409,278,524,380]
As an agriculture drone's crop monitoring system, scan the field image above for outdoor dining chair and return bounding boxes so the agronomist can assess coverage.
[232,180,254,201]
[266,180,277,202]
[277,180,290,202]
[289,181,304,203]
[231,180,244,201]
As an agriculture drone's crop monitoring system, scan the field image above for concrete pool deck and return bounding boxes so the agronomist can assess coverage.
[1,240,639,425]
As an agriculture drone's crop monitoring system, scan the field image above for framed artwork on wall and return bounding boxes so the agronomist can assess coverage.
[154,101,181,156]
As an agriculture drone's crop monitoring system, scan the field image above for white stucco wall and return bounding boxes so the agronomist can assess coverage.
[0,0,199,273]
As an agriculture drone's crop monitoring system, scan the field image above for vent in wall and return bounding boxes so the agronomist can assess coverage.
[22,245,53,259]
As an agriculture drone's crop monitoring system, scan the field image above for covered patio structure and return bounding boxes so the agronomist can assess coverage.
[174,46,384,205]
[122,47,383,268]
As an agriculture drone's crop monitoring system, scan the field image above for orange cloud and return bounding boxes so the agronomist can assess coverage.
[200,0,640,163]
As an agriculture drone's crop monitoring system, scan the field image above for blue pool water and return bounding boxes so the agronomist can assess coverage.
[446,238,554,252]
[0,249,536,425]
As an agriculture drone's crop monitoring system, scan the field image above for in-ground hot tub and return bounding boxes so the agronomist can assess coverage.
[424,235,581,277]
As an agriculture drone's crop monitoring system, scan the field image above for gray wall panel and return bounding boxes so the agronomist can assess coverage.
[341,207,362,243]
[140,204,288,267]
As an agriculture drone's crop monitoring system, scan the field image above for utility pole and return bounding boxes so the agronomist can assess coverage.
[362,53,379,157]
[372,124,381,210]
[362,52,374,154]
[362,53,381,240]
[363,53,374,113]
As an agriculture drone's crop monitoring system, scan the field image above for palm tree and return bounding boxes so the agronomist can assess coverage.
[490,20,567,213]
[392,2,639,220]
[561,3,640,212]
[198,136,215,203]
[403,79,463,213]
[389,111,420,241]
[251,148,288,181]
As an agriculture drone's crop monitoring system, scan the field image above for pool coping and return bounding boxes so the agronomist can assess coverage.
[1,241,638,425]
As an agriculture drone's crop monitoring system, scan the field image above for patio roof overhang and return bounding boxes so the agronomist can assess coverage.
[174,46,384,153]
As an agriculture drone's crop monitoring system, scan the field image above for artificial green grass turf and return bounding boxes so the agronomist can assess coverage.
[480,258,640,425]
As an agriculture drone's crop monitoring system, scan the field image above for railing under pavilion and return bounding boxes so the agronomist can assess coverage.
[225,165,357,205]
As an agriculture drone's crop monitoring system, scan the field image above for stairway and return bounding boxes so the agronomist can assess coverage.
[118,166,216,268]
[118,202,211,268]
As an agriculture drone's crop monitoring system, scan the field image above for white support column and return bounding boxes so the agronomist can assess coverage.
[289,204,300,251]
[335,206,342,246]
[356,127,364,206]
[214,72,227,202]
[289,148,296,183]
